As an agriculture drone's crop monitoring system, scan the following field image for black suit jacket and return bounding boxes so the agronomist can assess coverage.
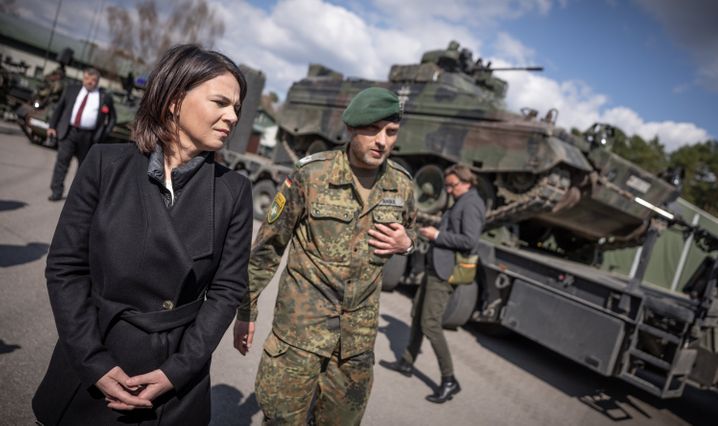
[49,84,117,143]
[33,144,252,424]
[431,187,486,280]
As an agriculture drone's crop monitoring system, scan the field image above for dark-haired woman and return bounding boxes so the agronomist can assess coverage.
[33,44,252,425]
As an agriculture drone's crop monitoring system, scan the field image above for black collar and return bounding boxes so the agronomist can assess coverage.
[147,143,211,191]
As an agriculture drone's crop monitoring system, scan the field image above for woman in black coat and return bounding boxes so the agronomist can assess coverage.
[33,44,253,425]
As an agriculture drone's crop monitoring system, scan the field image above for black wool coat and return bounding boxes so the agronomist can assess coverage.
[33,143,252,425]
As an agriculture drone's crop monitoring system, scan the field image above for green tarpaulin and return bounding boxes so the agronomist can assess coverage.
[600,198,718,292]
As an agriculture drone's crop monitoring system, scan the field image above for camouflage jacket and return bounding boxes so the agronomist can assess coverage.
[238,149,417,358]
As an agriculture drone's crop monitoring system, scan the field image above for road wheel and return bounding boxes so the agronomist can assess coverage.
[382,254,407,292]
[251,179,276,221]
[442,281,478,328]
[307,139,329,155]
[414,164,447,214]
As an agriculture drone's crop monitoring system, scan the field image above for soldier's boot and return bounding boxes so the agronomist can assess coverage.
[425,375,461,403]
[379,359,413,377]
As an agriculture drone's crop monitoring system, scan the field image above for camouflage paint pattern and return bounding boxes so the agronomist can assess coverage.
[255,333,373,425]
[238,148,417,359]
[275,41,679,246]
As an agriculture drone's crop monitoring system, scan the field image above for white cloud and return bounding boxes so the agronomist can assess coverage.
[503,70,710,150]
[217,0,483,96]
[216,0,572,97]
[217,0,418,93]
[493,33,710,150]
[370,0,555,25]
[602,108,711,151]
[493,32,536,65]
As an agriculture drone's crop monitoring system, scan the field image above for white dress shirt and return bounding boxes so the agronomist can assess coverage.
[70,87,101,129]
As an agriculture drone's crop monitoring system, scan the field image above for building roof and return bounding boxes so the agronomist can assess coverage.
[0,12,138,77]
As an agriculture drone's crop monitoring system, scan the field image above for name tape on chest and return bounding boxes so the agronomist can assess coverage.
[379,197,404,207]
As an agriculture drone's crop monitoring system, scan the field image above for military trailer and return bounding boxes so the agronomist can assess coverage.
[468,213,718,399]
[271,42,718,399]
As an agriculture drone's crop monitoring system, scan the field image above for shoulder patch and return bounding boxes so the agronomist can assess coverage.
[267,192,287,224]
[295,150,337,168]
[388,159,413,180]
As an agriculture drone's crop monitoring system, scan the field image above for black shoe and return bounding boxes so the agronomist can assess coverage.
[426,376,461,403]
[379,359,413,377]
[48,194,62,202]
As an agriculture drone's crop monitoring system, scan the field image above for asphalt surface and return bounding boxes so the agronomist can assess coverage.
[1,120,715,425]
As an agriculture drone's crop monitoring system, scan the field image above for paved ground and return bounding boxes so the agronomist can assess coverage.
[1,120,715,425]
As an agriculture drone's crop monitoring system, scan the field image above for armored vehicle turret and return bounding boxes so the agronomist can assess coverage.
[276,41,678,255]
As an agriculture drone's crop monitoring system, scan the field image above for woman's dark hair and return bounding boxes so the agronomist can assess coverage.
[132,44,248,153]
[445,163,477,186]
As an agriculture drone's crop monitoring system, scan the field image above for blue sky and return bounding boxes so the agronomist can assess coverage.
[13,0,718,151]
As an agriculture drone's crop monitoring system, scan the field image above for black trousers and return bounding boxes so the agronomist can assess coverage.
[50,128,94,197]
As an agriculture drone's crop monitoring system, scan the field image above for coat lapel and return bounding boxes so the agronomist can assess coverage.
[169,156,215,260]
[135,152,193,286]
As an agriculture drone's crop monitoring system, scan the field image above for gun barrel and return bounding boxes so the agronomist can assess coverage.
[490,66,544,72]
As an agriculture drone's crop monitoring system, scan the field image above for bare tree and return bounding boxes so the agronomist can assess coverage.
[106,0,226,72]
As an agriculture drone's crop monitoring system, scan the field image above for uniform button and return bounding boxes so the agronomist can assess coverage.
[347,280,352,285]
[162,300,175,310]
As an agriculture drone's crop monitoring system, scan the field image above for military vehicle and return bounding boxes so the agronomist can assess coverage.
[16,88,139,146]
[276,41,678,261]
[217,64,294,220]
[270,42,718,399]
[0,58,42,118]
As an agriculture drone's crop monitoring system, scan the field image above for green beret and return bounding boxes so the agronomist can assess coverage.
[342,87,401,127]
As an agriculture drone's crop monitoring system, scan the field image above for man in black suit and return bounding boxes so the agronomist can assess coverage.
[47,67,116,201]
[383,163,485,403]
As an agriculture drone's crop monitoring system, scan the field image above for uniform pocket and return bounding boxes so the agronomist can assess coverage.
[372,206,403,224]
[311,203,355,222]
[370,206,405,265]
[263,332,290,357]
[309,202,356,262]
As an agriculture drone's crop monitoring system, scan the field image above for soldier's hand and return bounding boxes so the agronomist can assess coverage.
[47,128,57,139]
[368,223,412,256]
[96,366,153,411]
[233,320,255,355]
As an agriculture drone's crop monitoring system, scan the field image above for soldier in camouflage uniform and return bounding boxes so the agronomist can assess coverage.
[234,87,417,425]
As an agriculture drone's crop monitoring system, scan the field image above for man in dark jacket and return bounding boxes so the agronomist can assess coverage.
[47,67,116,201]
[383,163,485,403]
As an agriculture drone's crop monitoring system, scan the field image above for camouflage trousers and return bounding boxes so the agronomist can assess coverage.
[255,332,374,426]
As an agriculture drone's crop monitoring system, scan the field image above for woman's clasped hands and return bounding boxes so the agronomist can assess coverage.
[96,366,174,411]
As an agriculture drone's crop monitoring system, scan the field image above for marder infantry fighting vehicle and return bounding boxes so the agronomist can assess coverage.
[275,41,678,259]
